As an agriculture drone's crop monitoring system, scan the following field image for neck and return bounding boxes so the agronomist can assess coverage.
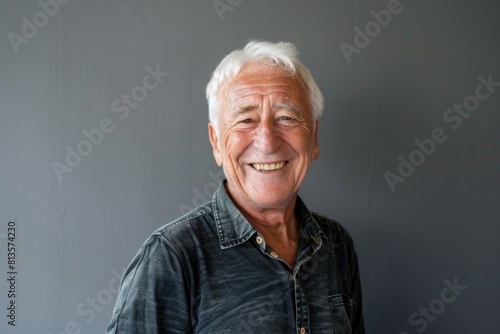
[226,185,299,268]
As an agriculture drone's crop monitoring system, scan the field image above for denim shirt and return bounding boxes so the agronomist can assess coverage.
[106,182,364,333]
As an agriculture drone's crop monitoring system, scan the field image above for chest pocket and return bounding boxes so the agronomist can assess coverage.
[329,293,353,334]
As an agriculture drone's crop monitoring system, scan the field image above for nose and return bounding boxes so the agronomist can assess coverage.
[253,119,282,154]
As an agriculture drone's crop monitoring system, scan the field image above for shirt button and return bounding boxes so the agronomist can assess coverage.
[300,327,307,334]
[269,251,279,258]
[256,236,263,245]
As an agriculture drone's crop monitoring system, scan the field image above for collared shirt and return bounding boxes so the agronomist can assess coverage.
[106,182,364,333]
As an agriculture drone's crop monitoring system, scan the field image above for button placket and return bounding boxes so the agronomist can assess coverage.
[294,277,310,334]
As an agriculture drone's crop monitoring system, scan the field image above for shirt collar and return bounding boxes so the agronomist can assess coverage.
[212,180,324,250]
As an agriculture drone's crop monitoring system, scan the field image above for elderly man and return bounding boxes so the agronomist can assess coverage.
[106,40,364,333]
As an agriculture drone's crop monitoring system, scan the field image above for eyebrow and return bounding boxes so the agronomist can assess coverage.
[232,102,301,117]
[273,102,301,114]
[236,105,259,113]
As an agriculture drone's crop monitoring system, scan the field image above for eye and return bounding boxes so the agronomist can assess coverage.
[279,116,293,121]
[241,118,252,124]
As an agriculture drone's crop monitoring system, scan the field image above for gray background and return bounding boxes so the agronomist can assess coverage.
[1,0,499,333]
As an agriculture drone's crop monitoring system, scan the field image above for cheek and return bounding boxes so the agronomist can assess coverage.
[288,128,315,156]
[222,130,251,160]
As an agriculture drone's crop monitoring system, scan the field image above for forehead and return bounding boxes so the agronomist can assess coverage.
[220,63,309,106]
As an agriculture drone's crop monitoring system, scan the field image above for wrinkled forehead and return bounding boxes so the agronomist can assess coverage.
[219,62,309,107]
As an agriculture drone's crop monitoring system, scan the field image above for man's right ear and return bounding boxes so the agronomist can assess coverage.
[208,123,223,167]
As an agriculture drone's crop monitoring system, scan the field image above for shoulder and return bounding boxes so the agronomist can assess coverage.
[151,202,214,241]
[310,211,356,246]
[121,202,216,281]
[134,202,218,262]
[296,196,355,246]
[310,211,352,236]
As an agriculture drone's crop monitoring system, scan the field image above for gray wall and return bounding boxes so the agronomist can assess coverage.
[1,0,499,333]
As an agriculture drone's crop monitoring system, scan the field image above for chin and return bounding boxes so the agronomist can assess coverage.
[246,189,294,208]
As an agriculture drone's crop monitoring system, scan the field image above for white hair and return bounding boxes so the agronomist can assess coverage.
[206,40,324,131]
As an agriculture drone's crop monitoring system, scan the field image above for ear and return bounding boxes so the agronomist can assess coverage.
[208,122,223,166]
[312,120,319,161]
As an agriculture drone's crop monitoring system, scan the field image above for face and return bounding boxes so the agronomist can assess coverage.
[208,63,319,211]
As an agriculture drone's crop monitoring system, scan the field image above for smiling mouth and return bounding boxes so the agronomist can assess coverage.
[251,161,287,171]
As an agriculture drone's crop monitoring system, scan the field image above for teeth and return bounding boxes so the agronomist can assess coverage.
[252,162,286,171]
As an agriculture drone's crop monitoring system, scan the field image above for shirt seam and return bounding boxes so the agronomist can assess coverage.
[110,243,148,328]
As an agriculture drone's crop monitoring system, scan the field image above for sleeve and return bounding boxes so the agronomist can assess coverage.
[105,235,192,334]
[345,231,365,334]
